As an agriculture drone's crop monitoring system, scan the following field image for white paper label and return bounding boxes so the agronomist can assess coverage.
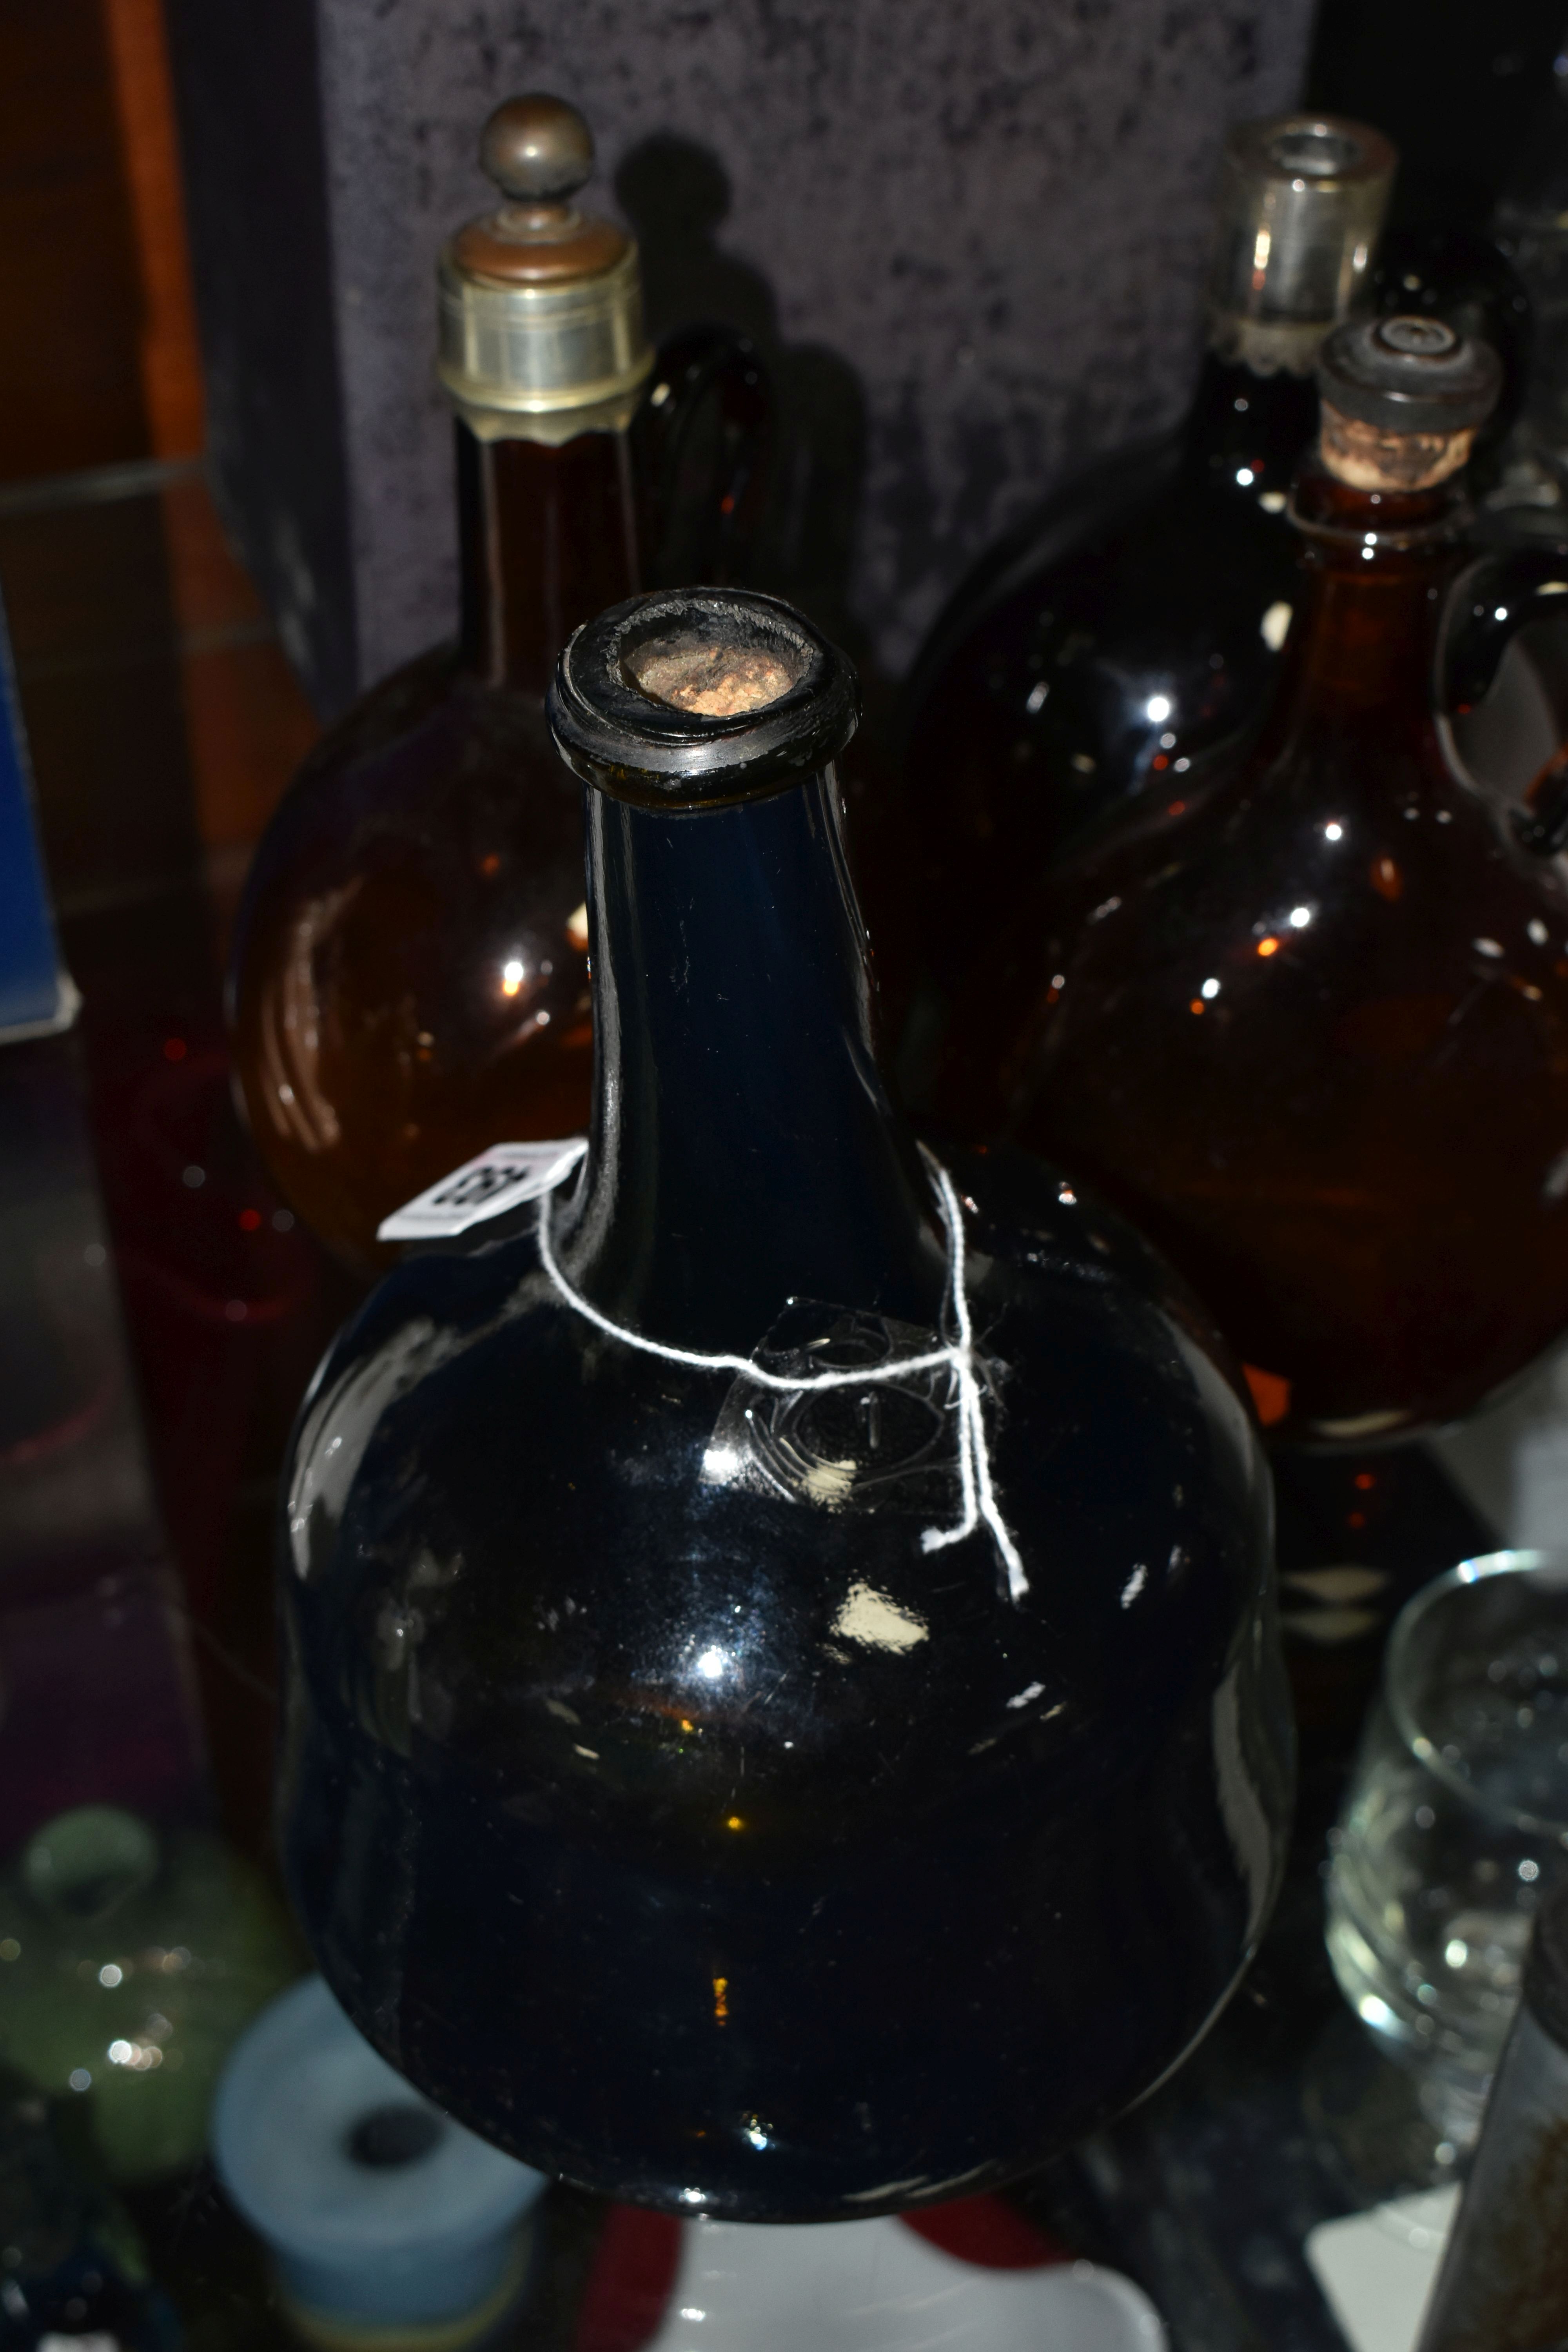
[1304,2187,1457,2352]
[376,1138,588,1243]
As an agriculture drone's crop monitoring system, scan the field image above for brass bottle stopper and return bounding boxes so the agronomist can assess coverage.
[436,94,653,441]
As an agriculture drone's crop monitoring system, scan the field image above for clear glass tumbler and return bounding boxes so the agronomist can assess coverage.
[1326,1550,1568,2146]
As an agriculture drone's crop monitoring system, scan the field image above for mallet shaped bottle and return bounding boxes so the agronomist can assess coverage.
[278,588,1289,2218]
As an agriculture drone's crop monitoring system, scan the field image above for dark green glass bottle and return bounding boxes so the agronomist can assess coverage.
[276,586,1290,2220]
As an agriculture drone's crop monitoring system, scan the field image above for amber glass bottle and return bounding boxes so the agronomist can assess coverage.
[938,316,1568,1446]
[891,115,1394,1084]
[229,98,766,1272]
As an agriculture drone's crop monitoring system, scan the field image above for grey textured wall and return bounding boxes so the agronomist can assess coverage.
[181,2,1316,708]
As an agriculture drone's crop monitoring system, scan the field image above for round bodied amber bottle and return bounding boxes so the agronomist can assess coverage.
[941,317,1568,1445]
[229,97,766,1272]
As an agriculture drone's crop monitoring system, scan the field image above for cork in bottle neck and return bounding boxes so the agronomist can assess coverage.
[1316,315,1499,491]
[1318,405,1476,491]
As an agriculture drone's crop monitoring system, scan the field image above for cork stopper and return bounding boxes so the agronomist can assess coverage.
[549,588,859,811]
[436,94,652,434]
[632,642,798,716]
[1317,315,1502,490]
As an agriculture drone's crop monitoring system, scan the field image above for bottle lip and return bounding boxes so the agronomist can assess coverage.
[1287,468,1469,547]
[1209,111,1396,333]
[548,589,860,810]
[1223,112,1397,192]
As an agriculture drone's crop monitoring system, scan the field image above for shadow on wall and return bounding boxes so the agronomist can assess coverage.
[617,134,877,682]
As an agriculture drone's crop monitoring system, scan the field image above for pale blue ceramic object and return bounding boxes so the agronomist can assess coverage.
[212,1975,547,2335]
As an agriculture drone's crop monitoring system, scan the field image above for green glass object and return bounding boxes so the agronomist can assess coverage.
[0,1806,299,2182]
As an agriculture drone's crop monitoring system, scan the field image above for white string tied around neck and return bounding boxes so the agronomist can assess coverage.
[534,1149,1028,1602]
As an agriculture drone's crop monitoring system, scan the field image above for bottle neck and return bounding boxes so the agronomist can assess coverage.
[1182,351,1321,496]
[1263,466,1470,737]
[559,771,941,1356]
[456,421,644,695]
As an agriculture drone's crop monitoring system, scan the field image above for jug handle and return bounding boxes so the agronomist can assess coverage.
[637,325,773,587]
[1511,741,1568,855]
[1443,542,1568,855]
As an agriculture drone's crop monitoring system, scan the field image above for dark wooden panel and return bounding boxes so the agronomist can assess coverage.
[0,0,150,477]
[165,0,358,715]
[0,497,197,905]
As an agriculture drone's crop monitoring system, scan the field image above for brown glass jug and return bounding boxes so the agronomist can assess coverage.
[228,96,768,1272]
[936,316,1568,1446]
[885,114,1396,1088]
